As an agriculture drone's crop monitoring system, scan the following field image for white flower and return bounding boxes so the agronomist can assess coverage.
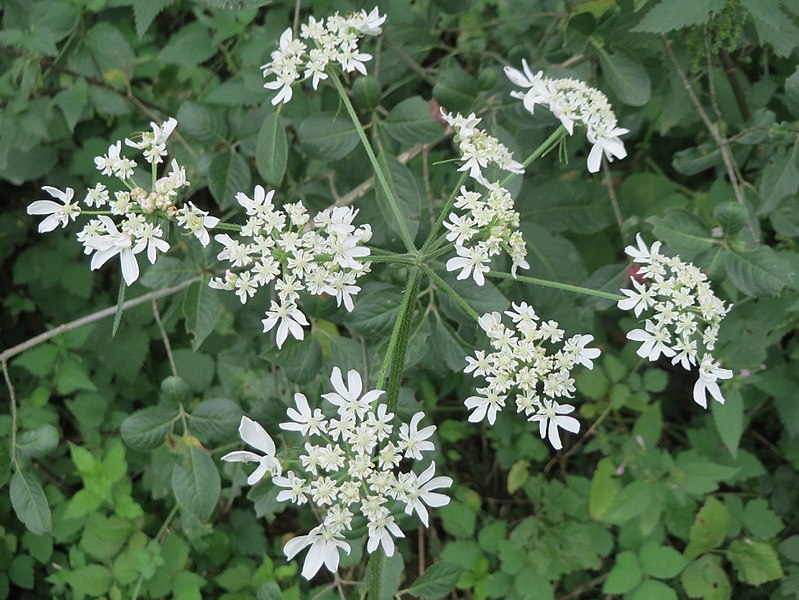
[283,524,351,580]
[274,470,310,504]
[366,508,404,557]
[530,400,580,450]
[398,412,436,460]
[464,387,506,425]
[83,216,142,285]
[176,202,219,247]
[262,300,309,348]
[281,393,328,436]
[618,277,656,317]
[322,367,383,421]
[28,186,81,233]
[446,244,490,286]
[401,462,453,527]
[624,233,662,264]
[564,334,601,369]
[627,320,676,362]
[586,126,629,173]
[354,8,386,35]
[221,416,282,485]
[133,222,170,264]
[692,355,733,408]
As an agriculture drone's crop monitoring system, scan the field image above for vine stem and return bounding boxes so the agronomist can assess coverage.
[331,75,417,253]
[486,270,625,302]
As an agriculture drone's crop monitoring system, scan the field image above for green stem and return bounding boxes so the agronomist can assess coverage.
[423,266,479,321]
[213,222,243,232]
[331,75,417,253]
[385,271,422,413]
[420,170,469,254]
[367,548,385,600]
[376,268,421,391]
[486,270,625,301]
[367,254,417,266]
[500,125,566,187]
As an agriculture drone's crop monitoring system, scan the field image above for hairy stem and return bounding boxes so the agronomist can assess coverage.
[487,270,625,301]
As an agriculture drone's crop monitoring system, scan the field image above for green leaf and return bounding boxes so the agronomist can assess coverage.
[120,406,179,451]
[681,554,732,599]
[742,499,784,540]
[727,539,784,585]
[257,582,283,600]
[133,0,175,38]
[298,113,360,160]
[433,66,479,113]
[405,562,463,600]
[437,271,509,324]
[440,500,476,538]
[66,564,113,597]
[713,202,749,235]
[177,101,227,144]
[352,76,382,111]
[779,536,799,562]
[9,554,34,589]
[158,22,215,66]
[632,0,725,33]
[182,279,222,351]
[785,67,799,118]
[162,376,193,406]
[87,22,135,81]
[640,542,688,579]
[603,551,642,594]
[589,457,621,520]
[711,386,743,458]
[17,424,59,461]
[344,282,404,338]
[80,513,132,561]
[172,445,221,521]
[256,111,288,185]
[383,96,443,146]
[757,141,799,215]
[507,460,529,494]
[54,78,89,132]
[596,49,651,106]
[631,579,678,600]
[208,151,251,209]
[374,153,422,242]
[55,356,97,394]
[648,210,716,261]
[723,246,791,297]
[741,0,799,58]
[684,497,729,560]
[14,343,59,377]
[263,336,323,384]
[10,469,52,535]
[188,398,243,442]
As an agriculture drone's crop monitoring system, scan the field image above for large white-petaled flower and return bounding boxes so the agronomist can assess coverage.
[586,126,629,173]
[221,416,282,485]
[83,216,142,285]
[692,355,733,408]
[530,400,580,450]
[27,186,81,233]
[464,387,506,425]
[366,508,404,556]
[446,244,491,286]
[281,393,328,436]
[401,462,453,527]
[398,412,436,460]
[261,300,309,348]
[322,367,383,421]
[617,277,656,317]
[284,524,351,580]
[176,202,219,247]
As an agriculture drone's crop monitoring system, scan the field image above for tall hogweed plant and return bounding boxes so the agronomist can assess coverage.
[3,0,799,598]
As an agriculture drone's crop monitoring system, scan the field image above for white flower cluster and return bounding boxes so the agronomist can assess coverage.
[463,303,601,450]
[223,368,452,580]
[209,185,371,348]
[26,118,207,286]
[618,234,732,408]
[262,8,386,105]
[440,111,529,285]
[505,60,628,173]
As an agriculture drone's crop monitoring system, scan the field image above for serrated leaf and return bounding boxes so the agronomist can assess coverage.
[596,48,651,106]
[757,141,799,215]
[208,151,251,209]
[639,542,688,579]
[742,0,799,58]
[257,582,283,600]
[14,343,59,377]
[120,406,179,451]
[632,0,725,33]
[681,554,731,599]
[182,279,222,351]
[589,457,621,520]
[711,386,743,458]
[433,66,479,113]
[54,78,89,132]
[133,0,175,38]
[256,111,287,185]
[405,562,463,600]
[87,22,135,82]
[66,564,113,597]
[649,209,716,261]
[172,445,221,521]
[727,540,784,585]
[743,499,784,540]
[723,246,791,297]
[684,497,729,560]
[10,469,52,535]
[374,153,422,242]
[298,113,359,160]
[383,96,442,146]
[157,22,215,66]
[188,398,242,442]
[344,282,403,338]
[17,424,59,461]
[177,101,227,144]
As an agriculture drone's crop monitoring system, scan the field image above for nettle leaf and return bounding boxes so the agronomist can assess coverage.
[133,0,176,38]
[209,151,251,209]
[596,49,651,107]
[649,210,716,261]
[743,499,784,540]
[723,246,792,297]
[632,0,725,33]
[172,444,221,521]
[681,554,731,599]
[87,22,135,82]
[256,111,288,185]
[405,562,463,600]
[120,406,180,451]
[17,424,59,461]
[711,386,744,458]
[10,469,52,535]
[433,66,479,113]
[727,540,784,585]
[382,96,443,146]
[684,497,729,560]
[756,141,799,215]
[742,0,799,58]
[298,113,359,160]
[158,22,215,66]
[14,343,59,377]
[177,101,228,144]
[187,398,243,442]
[66,564,113,597]
[182,279,222,351]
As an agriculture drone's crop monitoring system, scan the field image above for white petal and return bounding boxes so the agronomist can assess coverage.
[239,416,276,456]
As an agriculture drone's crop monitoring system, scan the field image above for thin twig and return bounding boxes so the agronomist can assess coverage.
[2,359,19,468]
[151,299,178,377]
[718,49,751,121]
[0,278,198,364]
[601,156,625,240]
[661,35,758,242]
[544,404,612,475]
